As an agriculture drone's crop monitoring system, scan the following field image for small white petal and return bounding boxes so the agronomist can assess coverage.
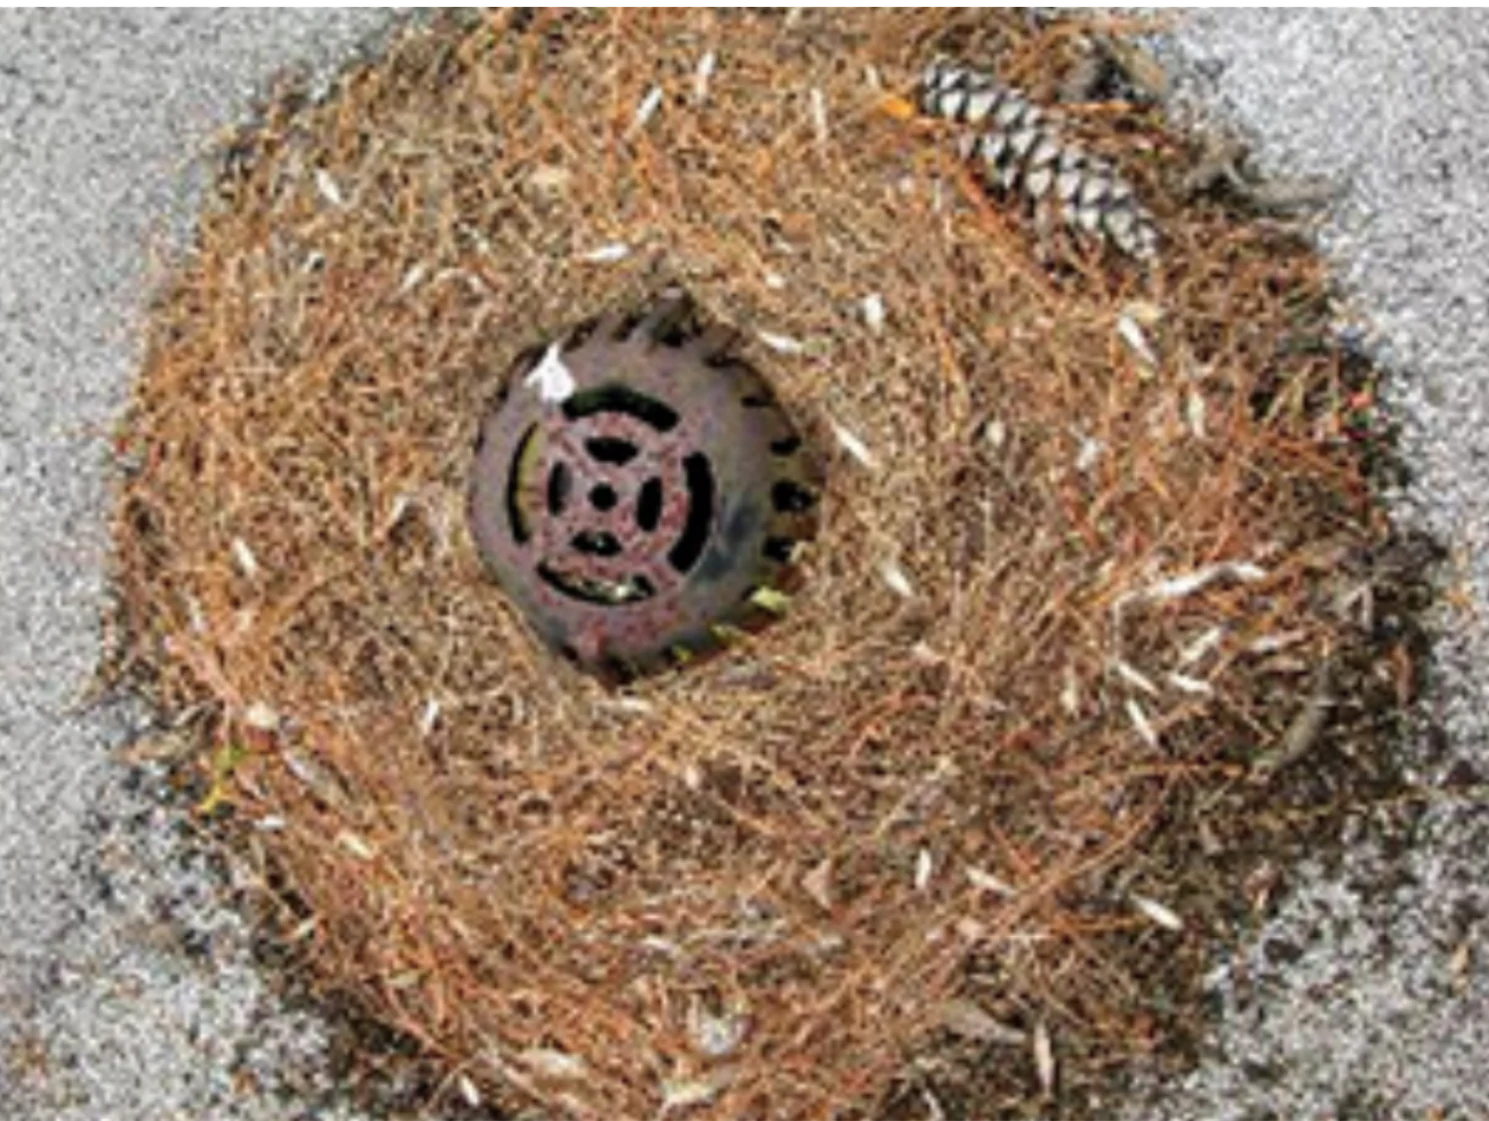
[336,831,375,861]
[314,168,344,207]
[915,848,934,891]
[255,814,286,832]
[802,857,834,910]
[1114,660,1160,696]
[829,419,878,469]
[880,559,915,598]
[688,1002,749,1058]
[1141,561,1266,603]
[418,697,441,737]
[1186,388,1208,438]
[1177,626,1225,668]
[1248,629,1308,654]
[965,866,1016,897]
[231,537,259,579]
[757,329,805,355]
[457,1075,481,1108]
[763,270,787,290]
[398,263,427,294]
[1034,1020,1056,1097]
[1059,665,1081,716]
[633,85,664,130]
[693,50,717,104]
[580,241,631,263]
[243,701,280,732]
[1126,698,1159,749]
[1074,433,1103,472]
[518,1048,589,1080]
[524,343,576,404]
[938,999,1026,1045]
[1167,672,1215,697]
[661,1075,725,1112]
[862,292,885,334]
[1117,314,1159,369]
[810,87,828,143]
[1131,893,1185,931]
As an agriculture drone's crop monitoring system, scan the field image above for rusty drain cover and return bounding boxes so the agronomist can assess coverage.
[468,293,823,682]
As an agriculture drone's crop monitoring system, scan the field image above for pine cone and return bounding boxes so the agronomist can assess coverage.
[918,59,1160,262]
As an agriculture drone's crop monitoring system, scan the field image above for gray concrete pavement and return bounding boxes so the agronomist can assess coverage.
[0,10,1484,1121]
[0,12,402,1119]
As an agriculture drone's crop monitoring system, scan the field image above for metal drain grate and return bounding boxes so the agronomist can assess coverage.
[469,293,823,681]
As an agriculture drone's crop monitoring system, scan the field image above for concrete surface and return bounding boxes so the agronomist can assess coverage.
[0,10,1484,1121]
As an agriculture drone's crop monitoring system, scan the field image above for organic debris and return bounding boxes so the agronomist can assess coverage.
[109,10,1424,1121]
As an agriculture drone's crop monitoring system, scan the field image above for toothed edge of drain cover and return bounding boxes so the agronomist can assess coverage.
[468,292,824,682]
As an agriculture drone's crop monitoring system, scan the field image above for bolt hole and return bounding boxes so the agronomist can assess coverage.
[770,434,802,455]
[771,479,816,513]
[590,484,618,511]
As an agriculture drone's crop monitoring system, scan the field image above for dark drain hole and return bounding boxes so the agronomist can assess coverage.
[505,424,539,544]
[547,461,572,515]
[636,478,664,532]
[771,480,816,513]
[585,437,638,465]
[763,536,797,564]
[572,530,623,557]
[538,563,656,606]
[563,384,680,433]
[667,454,715,574]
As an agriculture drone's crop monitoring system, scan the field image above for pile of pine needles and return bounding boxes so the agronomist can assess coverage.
[110,11,1411,1119]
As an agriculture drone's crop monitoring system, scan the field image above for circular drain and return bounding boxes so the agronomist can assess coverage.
[468,294,823,680]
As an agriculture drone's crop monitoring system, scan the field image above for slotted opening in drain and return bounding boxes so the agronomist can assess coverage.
[547,461,572,515]
[636,478,664,532]
[771,480,815,513]
[585,437,638,464]
[505,424,538,544]
[667,453,715,573]
[563,384,679,432]
[572,530,623,557]
[538,562,656,605]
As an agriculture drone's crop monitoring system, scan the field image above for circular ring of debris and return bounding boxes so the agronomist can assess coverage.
[110,11,1416,1120]
[469,292,822,683]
